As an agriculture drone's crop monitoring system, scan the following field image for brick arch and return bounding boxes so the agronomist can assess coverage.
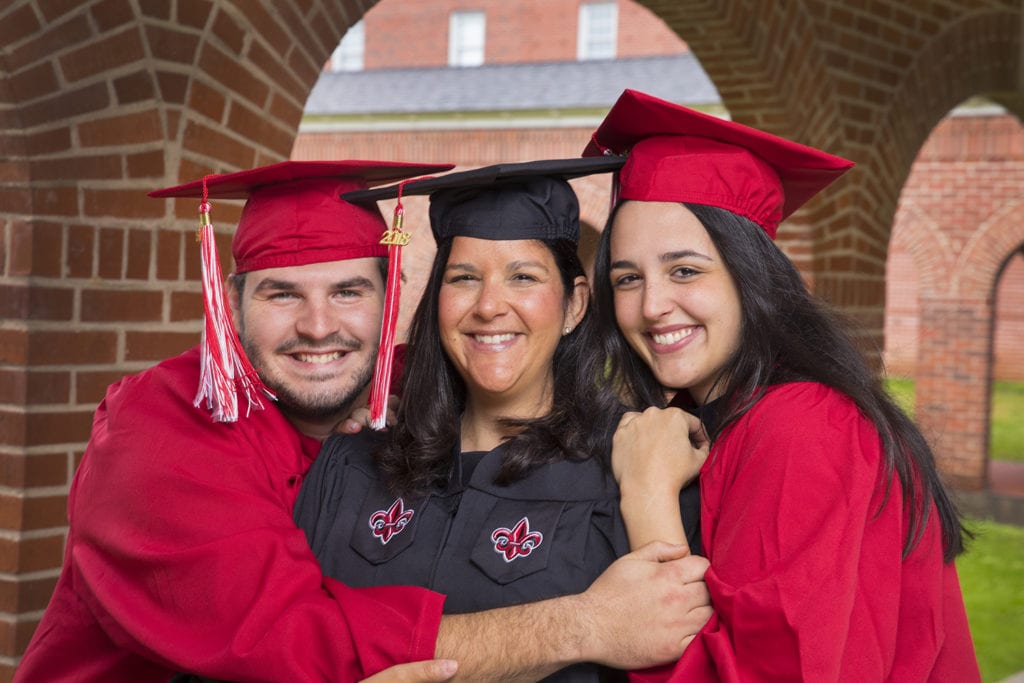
[150,2,365,177]
[872,10,1021,227]
[892,110,1024,489]
[956,197,1024,299]
[891,193,1024,489]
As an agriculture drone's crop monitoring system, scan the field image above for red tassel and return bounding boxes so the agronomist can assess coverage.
[194,177,275,422]
[368,187,409,430]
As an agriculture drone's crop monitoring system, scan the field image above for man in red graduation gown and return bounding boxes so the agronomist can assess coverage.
[15,161,712,683]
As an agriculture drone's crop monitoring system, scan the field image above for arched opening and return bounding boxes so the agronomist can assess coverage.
[989,248,1024,499]
[884,97,1024,495]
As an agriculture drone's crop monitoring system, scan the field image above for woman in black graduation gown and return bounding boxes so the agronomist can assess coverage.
[293,158,703,682]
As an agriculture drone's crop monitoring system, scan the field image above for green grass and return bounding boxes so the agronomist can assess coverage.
[991,381,1024,463]
[885,377,916,417]
[882,380,1024,678]
[958,519,1024,682]
[884,379,1024,463]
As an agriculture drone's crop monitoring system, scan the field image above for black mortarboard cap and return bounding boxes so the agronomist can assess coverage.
[342,156,625,244]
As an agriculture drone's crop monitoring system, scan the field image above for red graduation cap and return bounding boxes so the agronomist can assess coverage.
[583,89,854,238]
[150,159,454,424]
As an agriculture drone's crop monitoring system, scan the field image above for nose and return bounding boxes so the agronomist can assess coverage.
[641,279,672,322]
[294,298,337,340]
[473,278,509,321]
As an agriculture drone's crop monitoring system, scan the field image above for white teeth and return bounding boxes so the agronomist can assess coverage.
[474,333,516,344]
[651,328,694,345]
[294,351,343,364]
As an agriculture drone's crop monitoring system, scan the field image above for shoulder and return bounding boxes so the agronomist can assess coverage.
[88,347,297,480]
[102,347,204,422]
[312,430,388,478]
[714,382,881,471]
[739,382,867,434]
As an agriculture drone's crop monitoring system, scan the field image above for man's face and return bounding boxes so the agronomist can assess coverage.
[230,258,385,429]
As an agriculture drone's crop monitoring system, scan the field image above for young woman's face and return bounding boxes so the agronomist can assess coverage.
[438,236,586,413]
[608,201,742,404]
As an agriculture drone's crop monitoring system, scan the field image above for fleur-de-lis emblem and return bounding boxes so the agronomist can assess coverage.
[491,516,543,562]
[369,498,414,544]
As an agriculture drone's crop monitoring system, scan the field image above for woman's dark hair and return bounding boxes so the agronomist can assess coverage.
[378,237,622,497]
[593,201,966,562]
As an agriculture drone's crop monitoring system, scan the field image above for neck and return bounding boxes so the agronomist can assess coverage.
[460,387,552,452]
[286,414,345,441]
[282,386,370,442]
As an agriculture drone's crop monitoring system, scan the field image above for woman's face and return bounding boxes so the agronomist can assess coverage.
[608,201,742,404]
[439,236,586,413]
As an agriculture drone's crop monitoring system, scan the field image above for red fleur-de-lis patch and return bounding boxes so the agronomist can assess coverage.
[491,516,543,562]
[369,498,414,544]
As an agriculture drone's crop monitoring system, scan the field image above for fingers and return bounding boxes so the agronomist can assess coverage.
[670,553,710,583]
[359,660,459,682]
[335,419,365,435]
[616,410,641,433]
[631,540,690,563]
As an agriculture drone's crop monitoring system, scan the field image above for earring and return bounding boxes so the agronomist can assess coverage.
[563,326,572,335]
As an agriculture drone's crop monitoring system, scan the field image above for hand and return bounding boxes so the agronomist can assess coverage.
[577,542,712,668]
[360,660,458,682]
[335,395,400,434]
[613,407,709,498]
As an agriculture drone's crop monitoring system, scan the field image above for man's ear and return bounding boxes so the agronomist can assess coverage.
[226,273,242,329]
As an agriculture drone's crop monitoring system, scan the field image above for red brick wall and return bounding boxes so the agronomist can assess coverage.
[360,0,686,70]
[1,1,352,676]
[995,253,1024,380]
[885,113,1024,381]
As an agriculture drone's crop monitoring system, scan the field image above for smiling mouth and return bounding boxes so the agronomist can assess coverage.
[650,328,695,345]
[473,333,517,344]
[292,351,345,364]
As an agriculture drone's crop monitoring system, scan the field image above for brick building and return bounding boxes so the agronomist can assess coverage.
[3,0,1024,676]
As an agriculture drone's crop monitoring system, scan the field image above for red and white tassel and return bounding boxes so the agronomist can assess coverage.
[194,178,275,422]
[368,188,409,430]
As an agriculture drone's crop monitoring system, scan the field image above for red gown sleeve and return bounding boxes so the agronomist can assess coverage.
[61,354,443,681]
[634,382,978,682]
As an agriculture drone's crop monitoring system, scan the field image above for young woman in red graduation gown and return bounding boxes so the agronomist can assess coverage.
[590,89,981,682]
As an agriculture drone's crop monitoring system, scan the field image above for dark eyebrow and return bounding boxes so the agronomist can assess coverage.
[252,278,296,292]
[609,250,712,271]
[252,276,378,292]
[506,259,549,272]
[331,276,378,291]
[661,250,713,263]
[444,262,479,273]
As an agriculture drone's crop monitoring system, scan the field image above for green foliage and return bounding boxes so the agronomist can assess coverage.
[958,519,1024,682]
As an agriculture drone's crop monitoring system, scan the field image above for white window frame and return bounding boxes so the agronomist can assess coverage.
[448,11,486,67]
[330,20,365,71]
[577,2,618,61]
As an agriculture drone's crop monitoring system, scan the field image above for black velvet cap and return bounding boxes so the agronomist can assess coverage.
[341,156,625,244]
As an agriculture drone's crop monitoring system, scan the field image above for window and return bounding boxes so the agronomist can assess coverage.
[449,11,485,67]
[330,20,365,71]
[577,2,617,60]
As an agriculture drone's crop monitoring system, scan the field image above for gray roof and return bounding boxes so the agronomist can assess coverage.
[304,53,720,115]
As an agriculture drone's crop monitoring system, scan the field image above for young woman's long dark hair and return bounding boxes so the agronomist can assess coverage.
[593,201,966,562]
[377,237,622,498]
